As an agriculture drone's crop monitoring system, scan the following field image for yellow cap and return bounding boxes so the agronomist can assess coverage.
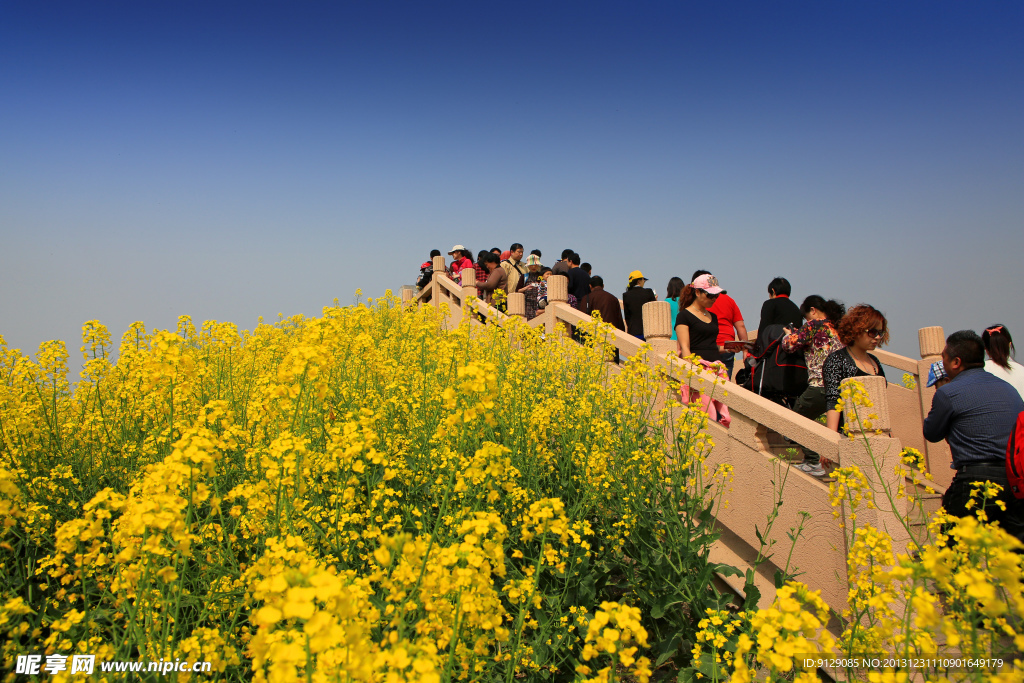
[628,270,646,283]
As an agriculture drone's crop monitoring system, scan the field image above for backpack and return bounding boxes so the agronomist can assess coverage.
[1006,411,1024,499]
[416,263,433,290]
[744,324,809,398]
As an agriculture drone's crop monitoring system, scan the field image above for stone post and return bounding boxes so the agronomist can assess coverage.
[545,275,571,337]
[914,326,952,489]
[461,267,478,314]
[918,327,945,359]
[841,375,891,435]
[837,375,909,554]
[431,255,447,305]
[642,300,676,360]
[507,292,526,319]
[400,285,414,305]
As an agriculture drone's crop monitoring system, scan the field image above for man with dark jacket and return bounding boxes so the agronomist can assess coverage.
[417,249,441,290]
[756,277,803,344]
[566,253,591,309]
[581,276,625,331]
[581,276,625,362]
[924,330,1024,542]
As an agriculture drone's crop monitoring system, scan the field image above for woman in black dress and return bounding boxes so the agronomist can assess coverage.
[676,273,724,363]
[822,304,889,432]
[675,274,731,424]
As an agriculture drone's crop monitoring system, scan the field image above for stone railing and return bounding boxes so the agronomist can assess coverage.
[413,269,939,617]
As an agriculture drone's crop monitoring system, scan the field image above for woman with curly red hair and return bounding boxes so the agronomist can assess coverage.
[821,304,889,441]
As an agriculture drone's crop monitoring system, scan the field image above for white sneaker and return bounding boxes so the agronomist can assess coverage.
[795,462,819,472]
[806,464,828,477]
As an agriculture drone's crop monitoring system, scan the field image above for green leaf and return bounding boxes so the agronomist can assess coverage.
[677,667,698,683]
[695,652,725,677]
[654,633,682,667]
[713,562,743,578]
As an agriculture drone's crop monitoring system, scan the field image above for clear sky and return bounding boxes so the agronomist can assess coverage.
[2,1,1022,374]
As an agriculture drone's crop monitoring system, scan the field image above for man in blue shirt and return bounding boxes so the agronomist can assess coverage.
[924,330,1024,541]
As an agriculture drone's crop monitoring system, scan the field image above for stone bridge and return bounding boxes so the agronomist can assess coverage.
[404,257,953,624]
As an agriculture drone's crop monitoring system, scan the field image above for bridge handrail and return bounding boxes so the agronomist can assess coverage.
[873,348,921,375]
[413,270,933,617]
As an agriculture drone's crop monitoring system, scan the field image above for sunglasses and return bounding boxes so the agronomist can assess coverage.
[864,328,885,339]
[700,290,719,298]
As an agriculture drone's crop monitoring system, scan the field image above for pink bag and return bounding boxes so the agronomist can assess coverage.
[679,360,731,427]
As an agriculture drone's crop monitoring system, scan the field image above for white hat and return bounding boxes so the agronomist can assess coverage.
[448,244,466,254]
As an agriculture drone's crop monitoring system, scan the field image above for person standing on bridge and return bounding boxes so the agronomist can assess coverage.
[529,248,544,269]
[692,269,748,376]
[416,249,441,291]
[665,277,685,341]
[983,325,1024,400]
[823,304,888,434]
[552,249,574,276]
[447,245,474,280]
[501,243,528,294]
[581,276,625,332]
[566,253,591,310]
[783,295,846,477]
[623,271,656,339]
[517,254,544,288]
[675,274,730,425]
[924,330,1024,542]
[518,254,544,319]
[756,277,803,345]
[475,250,490,284]
[675,274,723,364]
[582,275,624,363]
[477,252,508,308]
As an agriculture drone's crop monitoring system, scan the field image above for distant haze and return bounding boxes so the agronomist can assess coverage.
[2,2,1021,378]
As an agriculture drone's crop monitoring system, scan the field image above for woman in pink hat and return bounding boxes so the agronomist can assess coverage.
[676,273,730,425]
[676,274,725,363]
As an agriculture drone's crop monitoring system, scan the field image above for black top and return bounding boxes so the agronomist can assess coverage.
[822,347,887,412]
[567,267,591,307]
[676,308,721,362]
[622,287,657,337]
[757,297,803,339]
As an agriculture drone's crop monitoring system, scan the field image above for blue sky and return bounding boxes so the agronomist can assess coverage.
[1,1,1022,373]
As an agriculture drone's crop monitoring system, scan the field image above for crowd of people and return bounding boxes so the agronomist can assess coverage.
[418,245,599,319]
[416,244,1024,533]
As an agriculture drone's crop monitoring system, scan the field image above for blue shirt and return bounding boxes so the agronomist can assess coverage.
[923,367,1024,469]
[668,297,680,340]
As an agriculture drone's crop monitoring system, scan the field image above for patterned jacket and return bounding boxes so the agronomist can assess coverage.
[781,319,843,388]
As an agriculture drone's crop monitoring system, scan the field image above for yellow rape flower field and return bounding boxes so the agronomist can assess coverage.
[0,296,720,683]
[1,294,1023,682]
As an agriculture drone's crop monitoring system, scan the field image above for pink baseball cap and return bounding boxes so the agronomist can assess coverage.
[691,274,723,294]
